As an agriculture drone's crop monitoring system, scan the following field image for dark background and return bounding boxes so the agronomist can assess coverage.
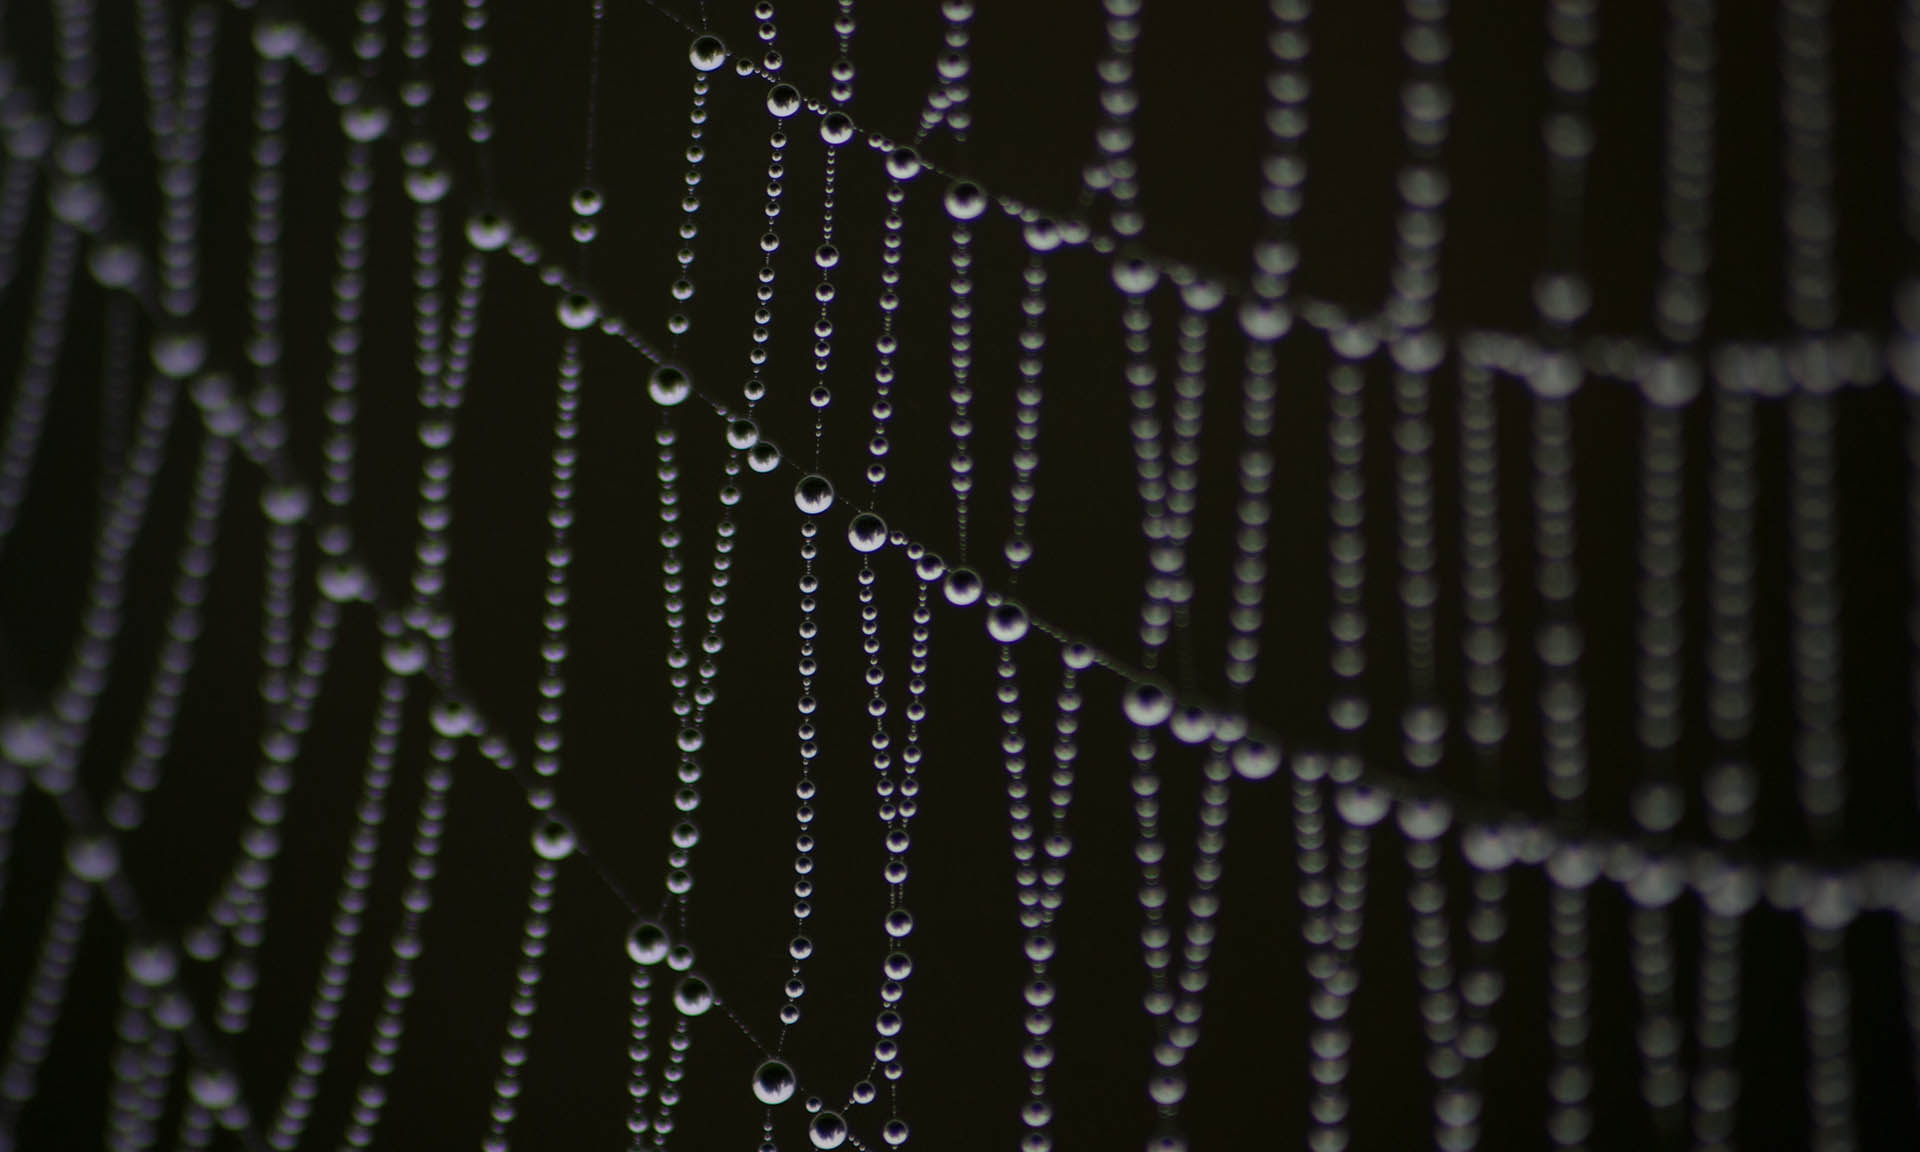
[1,0,1917,1149]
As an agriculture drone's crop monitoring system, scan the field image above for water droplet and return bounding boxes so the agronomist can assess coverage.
[126,942,177,988]
[794,475,835,515]
[944,180,987,221]
[467,213,511,251]
[1334,784,1391,827]
[151,332,207,379]
[1168,705,1214,744]
[66,835,119,881]
[626,921,671,966]
[645,364,691,407]
[404,166,450,204]
[914,552,946,582]
[884,908,914,938]
[674,975,714,1016]
[748,442,782,473]
[531,818,576,861]
[1238,299,1291,341]
[0,714,55,766]
[820,112,854,145]
[261,484,310,525]
[727,418,759,449]
[943,567,983,606]
[753,1058,797,1105]
[986,601,1030,643]
[571,186,603,216]
[1112,254,1159,295]
[885,147,923,181]
[557,293,600,331]
[1122,681,1173,727]
[809,1111,849,1150]
[1230,739,1282,780]
[689,35,727,71]
[188,1067,240,1110]
[767,84,802,118]
[848,512,888,553]
[317,562,371,603]
[341,103,390,143]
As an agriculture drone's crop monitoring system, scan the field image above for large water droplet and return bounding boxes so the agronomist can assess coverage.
[467,212,511,251]
[188,1067,240,1110]
[1122,682,1174,727]
[748,442,782,473]
[986,602,1030,643]
[531,818,576,861]
[944,180,987,221]
[674,975,714,1016]
[766,84,802,118]
[557,293,600,331]
[1230,739,1282,780]
[794,475,835,516]
[727,418,760,449]
[943,567,983,606]
[885,147,923,181]
[809,1111,849,1150]
[689,35,727,71]
[847,512,888,553]
[753,1059,797,1105]
[649,364,691,407]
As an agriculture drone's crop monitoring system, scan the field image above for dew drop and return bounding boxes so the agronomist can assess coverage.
[753,1059,797,1105]
[1334,784,1391,827]
[557,293,600,331]
[1230,739,1282,780]
[727,418,760,449]
[188,1067,240,1110]
[1122,681,1174,727]
[748,442,782,473]
[466,212,511,251]
[766,84,802,118]
[944,180,987,221]
[625,921,669,965]
[885,147,922,181]
[986,601,1030,643]
[0,713,56,766]
[649,364,692,407]
[674,975,714,1016]
[1168,705,1214,744]
[65,835,119,881]
[794,474,835,516]
[943,567,983,607]
[531,818,576,861]
[809,1111,849,1150]
[689,35,727,71]
[820,112,854,145]
[847,512,888,553]
[151,332,208,379]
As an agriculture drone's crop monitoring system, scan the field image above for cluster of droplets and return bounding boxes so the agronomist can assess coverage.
[1088,0,1144,238]
[784,474,835,1043]
[866,148,918,498]
[860,528,917,1145]
[668,35,719,344]
[808,105,853,464]
[945,178,987,559]
[1325,340,1368,735]
[482,820,566,1152]
[912,0,974,149]
[1293,755,1375,1152]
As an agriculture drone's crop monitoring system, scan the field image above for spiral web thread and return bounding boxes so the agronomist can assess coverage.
[0,0,1917,1150]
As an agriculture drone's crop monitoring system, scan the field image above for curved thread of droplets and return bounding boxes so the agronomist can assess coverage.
[3,2,1920,1152]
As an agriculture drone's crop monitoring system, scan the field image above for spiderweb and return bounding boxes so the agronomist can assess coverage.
[0,0,1916,1149]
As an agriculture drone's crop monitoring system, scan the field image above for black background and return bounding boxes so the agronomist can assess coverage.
[1,0,1918,1149]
